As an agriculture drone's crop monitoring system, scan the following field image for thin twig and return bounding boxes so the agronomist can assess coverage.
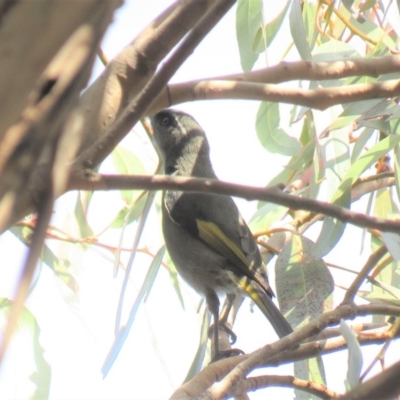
[342,245,388,304]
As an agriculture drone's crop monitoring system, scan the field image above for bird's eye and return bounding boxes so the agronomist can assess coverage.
[161,117,170,126]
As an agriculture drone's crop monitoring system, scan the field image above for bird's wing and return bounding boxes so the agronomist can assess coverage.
[164,190,273,295]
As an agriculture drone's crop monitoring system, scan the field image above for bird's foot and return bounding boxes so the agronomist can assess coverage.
[208,323,237,345]
[210,348,245,363]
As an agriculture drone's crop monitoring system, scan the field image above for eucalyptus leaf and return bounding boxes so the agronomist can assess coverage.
[112,145,146,205]
[256,102,302,156]
[102,245,166,377]
[253,1,290,53]
[0,299,51,400]
[289,0,311,61]
[236,0,263,71]
[275,235,334,328]
[340,319,363,391]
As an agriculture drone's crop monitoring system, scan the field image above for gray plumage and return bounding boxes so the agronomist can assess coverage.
[150,109,292,359]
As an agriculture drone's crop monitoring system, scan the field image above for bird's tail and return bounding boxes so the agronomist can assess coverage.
[239,279,293,338]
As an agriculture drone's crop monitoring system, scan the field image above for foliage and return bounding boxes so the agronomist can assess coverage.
[1,0,400,399]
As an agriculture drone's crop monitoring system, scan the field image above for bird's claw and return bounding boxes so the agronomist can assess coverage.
[208,323,237,345]
[210,348,245,363]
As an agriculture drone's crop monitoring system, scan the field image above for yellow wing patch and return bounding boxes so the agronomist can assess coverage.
[238,277,272,319]
[196,219,249,269]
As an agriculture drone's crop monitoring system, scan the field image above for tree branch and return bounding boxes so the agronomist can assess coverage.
[69,173,400,234]
[233,375,340,399]
[337,358,400,400]
[200,303,400,400]
[74,0,236,169]
[170,317,398,400]
[216,55,400,84]
[75,0,215,155]
[147,78,400,113]
[342,245,388,304]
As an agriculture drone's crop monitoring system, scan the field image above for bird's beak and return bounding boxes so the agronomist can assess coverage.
[142,117,154,137]
[143,116,162,162]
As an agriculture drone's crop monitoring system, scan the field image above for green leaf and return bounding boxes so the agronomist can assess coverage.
[275,235,334,328]
[112,146,146,204]
[165,252,185,310]
[340,319,363,391]
[0,299,51,399]
[236,0,263,71]
[369,236,400,317]
[264,139,315,193]
[9,227,79,293]
[253,1,290,53]
[351,128,375,164]
[102,245,166,377]
[249,202,288,232]
[303,1,318,51]
[183,307,211,382]
[335,134,400,203]
[309,134,324,200]
[327,99,385,134]
[312,128,351,258]
[358,291,400,306]
[143,245,166,302]
[289,0,312,60]
[312,39,358,62]
[294,357,326,400]
[359,0,376,12]
[74,192,94,238]
[312,217,347,259]
[372,190,400,292]
[256,102,302,156]
[370,279,400,299]
[109,194,148,229]
[394,144,400,202]
[374,188,399,220]
[350,16,396,49]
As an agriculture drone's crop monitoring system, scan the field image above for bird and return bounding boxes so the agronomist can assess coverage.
[149,108,293,361]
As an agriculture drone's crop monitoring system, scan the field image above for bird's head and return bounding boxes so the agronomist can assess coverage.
[149,109,208,159]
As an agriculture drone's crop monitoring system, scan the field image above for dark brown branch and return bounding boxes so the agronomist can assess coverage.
[70,173,400,234]
[342,245,388,304]
[74,0,236,169]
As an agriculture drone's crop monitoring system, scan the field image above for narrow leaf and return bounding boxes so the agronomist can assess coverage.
[253,1,290,52]
[0,299,51,400]
[340,319,363,390]
[256,102,302,156]
[236,0,263,71]
[289,0,312,61]
[102,245,166,377]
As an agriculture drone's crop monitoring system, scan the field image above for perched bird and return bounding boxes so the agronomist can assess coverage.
[149,109,292,360]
